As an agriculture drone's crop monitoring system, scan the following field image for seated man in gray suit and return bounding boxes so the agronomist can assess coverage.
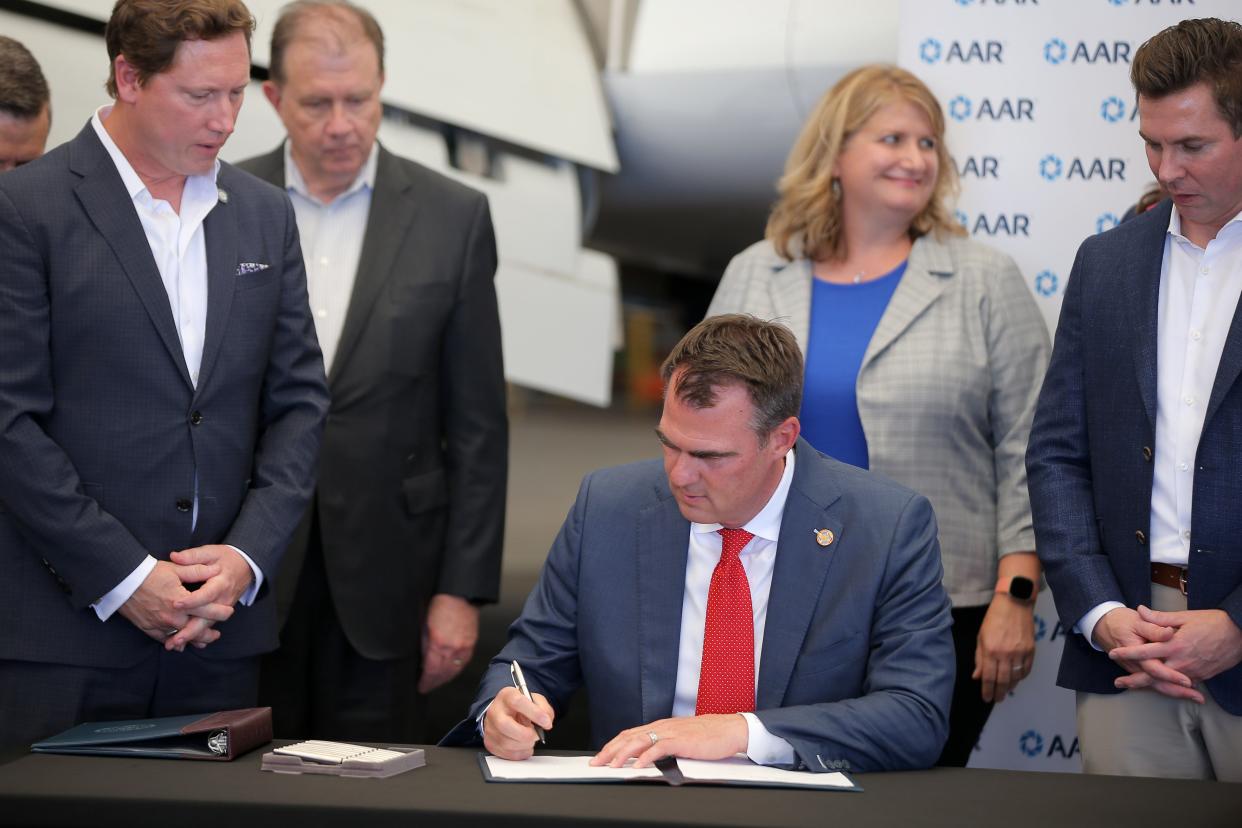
[443,315,953,772]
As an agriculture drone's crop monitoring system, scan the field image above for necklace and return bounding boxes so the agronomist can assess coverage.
[852,271,864,284]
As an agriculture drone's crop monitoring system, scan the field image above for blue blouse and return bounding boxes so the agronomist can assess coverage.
[799,261,907,468]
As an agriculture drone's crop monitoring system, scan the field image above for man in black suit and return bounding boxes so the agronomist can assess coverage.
[0,0,328,746]
[241,0,507,742]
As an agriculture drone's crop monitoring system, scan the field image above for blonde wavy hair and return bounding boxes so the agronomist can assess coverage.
[766,65,964,262]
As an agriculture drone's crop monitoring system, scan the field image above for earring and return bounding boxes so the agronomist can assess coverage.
[831,178,842,201]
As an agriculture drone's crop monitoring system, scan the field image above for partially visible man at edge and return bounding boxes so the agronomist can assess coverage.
[0,0,328,746]
[1028,17,1242,780]
[0,35,51,171]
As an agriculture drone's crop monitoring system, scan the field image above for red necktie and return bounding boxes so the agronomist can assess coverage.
[696,527,755,715]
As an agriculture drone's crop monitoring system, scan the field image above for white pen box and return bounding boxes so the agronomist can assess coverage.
[261,740,425,778]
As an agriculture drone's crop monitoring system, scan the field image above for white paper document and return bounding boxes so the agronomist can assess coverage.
[676,756,855,789]
[482,754,858,790]
[484,755,664,781]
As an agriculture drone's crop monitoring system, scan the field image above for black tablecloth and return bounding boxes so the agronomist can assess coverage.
[0,744,1238,827]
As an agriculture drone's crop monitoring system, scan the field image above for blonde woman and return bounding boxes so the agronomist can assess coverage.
[708,65,1050,765]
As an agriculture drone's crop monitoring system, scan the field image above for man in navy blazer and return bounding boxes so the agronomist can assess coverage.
[443,315,953,773]
[1027,18,1242,779]
[0,0,328,746]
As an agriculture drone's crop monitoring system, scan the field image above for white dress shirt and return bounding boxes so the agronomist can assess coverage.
[1079,206,1242,646]
[284,142,377,374]
[672,448,797,766]
[89,107,260,620]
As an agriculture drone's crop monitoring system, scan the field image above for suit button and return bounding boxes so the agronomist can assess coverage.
[190,411,203,426]
[1142,446,1153,461]
[1135,530,1147,545]
[176,498,192,512]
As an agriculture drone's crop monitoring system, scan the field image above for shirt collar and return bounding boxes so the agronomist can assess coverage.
[691,447,796,544]
[90,104,220,205]
[284,140,378,205]
[1167,204,1242,245]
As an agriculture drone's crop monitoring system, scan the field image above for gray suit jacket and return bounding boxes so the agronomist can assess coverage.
[0,123,328,667]
[238,145,507,660]
[443,439,954,773]
[708,234,1049,606]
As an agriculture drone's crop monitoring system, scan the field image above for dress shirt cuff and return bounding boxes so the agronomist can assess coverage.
[1077,601,1126,651]
[740,712,795,766]
[476,697,496,738]
[92,555,158,621]
[228,545,263,606]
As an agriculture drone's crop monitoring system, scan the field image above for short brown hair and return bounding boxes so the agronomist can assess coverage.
[1131,17,1242,137]
[268,0,385,86]
[105,0,255,98]
[661,314,803,440]
[767,64,964,263]
[0,36,50,120]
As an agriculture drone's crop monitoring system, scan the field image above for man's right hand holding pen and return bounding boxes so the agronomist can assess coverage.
[482,685,556,760]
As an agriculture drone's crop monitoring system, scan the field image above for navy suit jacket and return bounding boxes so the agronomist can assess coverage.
[0,123,329,668]
[443,439,953,773]
[1027,200,1242,712]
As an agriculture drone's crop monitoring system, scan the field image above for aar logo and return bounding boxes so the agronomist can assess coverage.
[1039,154,1063,181]
[1044,38,1068,64]
[1035,270,1059,297]
[949,95,972,121]
[956,155,999,179]
[1019,730,1044,758]
[1039,154,1126,181]
[1097,213,1121,234]
[1100,96,1126,122]
[961,212,1030,237]
[920,38,1003,64]
[949,95,1033,122]
[1045,37,1133,64]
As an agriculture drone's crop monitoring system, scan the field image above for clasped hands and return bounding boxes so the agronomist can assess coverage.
[483,685,748,766]
[117,544,254,652]
[1097,605,1242,702]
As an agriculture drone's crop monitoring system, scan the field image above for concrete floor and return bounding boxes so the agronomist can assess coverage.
[424,396,661,746]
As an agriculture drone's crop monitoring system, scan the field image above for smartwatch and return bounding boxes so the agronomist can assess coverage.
[997,575,1036,604]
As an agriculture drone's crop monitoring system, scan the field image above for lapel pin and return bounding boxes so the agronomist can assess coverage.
[814,528,834,547]
[217,188,229,203]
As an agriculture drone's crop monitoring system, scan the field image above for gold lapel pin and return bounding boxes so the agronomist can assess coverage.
[814,528,834,547]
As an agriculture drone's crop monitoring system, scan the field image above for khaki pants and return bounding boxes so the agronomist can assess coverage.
[1076,584,1242,781]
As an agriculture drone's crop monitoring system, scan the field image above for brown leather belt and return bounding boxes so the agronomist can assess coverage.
[1151,562,1188,595]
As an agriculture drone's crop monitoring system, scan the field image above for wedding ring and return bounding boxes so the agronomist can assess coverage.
[647,731,659,746]
[1012,663,1024,673]
[165,628,179,638]
[452,658,464,666]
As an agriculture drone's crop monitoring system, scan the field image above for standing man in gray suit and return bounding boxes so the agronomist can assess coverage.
[241,0,507,742]
[0,0,328,746]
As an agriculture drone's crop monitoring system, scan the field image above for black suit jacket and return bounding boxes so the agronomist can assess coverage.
[0,123,328,668]
[238,145,507,660]
[1027,199,1242,712]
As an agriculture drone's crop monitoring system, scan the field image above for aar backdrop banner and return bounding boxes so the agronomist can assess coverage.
[897,0,1241,772]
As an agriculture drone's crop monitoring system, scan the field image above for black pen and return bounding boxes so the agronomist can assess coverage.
[510,660,546,744]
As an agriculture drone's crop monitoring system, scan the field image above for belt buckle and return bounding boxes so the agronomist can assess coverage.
[1179,567,1188,596]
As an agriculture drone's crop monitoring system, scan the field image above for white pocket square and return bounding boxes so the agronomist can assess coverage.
[237,262,270,275]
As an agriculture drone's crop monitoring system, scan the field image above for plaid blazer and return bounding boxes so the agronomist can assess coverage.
[708,234,1050,606]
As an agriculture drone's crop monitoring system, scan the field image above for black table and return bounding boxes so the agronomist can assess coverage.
[0,745,1238,827]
